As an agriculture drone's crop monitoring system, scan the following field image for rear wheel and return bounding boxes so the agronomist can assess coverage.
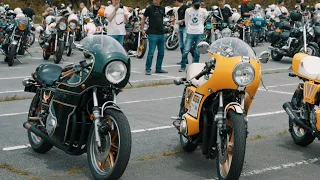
[87,109,131,180]
[54,41,64,64]
[43,51,50,60]
[217,110,246,180]
[27,93,53,153]
[271,50,283,61]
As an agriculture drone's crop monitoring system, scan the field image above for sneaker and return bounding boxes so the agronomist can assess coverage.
[145,71,151,75]
[179,68,186,72]
[155,70,168,73]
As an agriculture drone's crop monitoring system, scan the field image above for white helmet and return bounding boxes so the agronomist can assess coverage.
[45,15,55,25]
[231,8,237,13]
[224,4,231,10]
[0,6,5,14]
[238,5,241,9]
[255,4,261,9]
[85,22,96,35]
[231,12,241,23]
[212,5,218,10]
[14,8,23,14]
[3,4,9,10]
[315,3,320,10]
[269,4,276,11]
[15,13,25,18]
[35,26,44,33]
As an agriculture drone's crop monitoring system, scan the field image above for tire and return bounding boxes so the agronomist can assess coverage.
[165,34,179,51]
[43,51,50,60]
[306,44,319,57]
[271,50,283,61]
[54,41,64,64]
[179,133,198,153]
[217,110,246,180]
[245,32,250,44]
[27,93,53,153]
[289,91,315,147]
[87,109,131,180]
[136,39,147,59]
[251,31,257,47]
[7,45,16,66]
[28,33,35,46]
[66,37,73,57]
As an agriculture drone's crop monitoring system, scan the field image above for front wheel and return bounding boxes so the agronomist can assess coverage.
[27,33,35,46]
[289,91,315,147]
[251,31,258,47]
[7,45,16,66]
[87,109,131,180]
[27,93,53,153]
[54,41,64,64]
[165,33,179,50]
[136,38,147,59]
[217,110,246,180]
[305,44,319,57]
[66,37,73,57]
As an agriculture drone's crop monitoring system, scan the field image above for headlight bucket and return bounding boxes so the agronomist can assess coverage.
[232,62,255,87]
[56,17,67,31]
[105,61,127,84]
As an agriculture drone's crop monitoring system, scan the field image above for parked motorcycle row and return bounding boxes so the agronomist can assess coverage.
[0,7,35,66]
[17,3,320,180]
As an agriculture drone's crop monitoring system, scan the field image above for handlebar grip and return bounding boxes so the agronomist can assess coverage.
[195,70,207,80]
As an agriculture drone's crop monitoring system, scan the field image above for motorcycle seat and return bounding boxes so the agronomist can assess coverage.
[296,56,320,80]
[314,26,320,36]
[187,63,212,87]
[36,64,63,86]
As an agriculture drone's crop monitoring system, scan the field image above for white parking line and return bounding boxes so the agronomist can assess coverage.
[0,76,30,80]
[259,88,293,95]
[206,157,320,180]
[266,83,298,88]
[1,109,287,151]
[0,90,24,94]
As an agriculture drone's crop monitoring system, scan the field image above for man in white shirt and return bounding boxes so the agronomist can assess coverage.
[105,0,129,45]
[179,0,207,72]
[80,3,89,16]
[273,0,289,27]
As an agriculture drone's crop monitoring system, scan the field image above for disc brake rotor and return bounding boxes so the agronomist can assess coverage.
[94,133,111,162]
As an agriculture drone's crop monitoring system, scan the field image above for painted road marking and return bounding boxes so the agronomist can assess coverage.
[259,88,293,95]
[0,76,30,80]
[206,157,320,180]
[1,109,287,151]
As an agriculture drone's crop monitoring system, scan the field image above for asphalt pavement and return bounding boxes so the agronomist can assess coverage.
[0,39,319,180]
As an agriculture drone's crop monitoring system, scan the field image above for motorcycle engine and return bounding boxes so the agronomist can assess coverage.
[46,114,57,137]
[309,107,317,130]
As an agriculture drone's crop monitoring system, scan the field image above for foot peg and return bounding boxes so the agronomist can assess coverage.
[173,78,186,86]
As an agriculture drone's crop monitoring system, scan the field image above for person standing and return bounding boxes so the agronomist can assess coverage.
[240,0,255,19]
[105,0,129,45]
[179,0,207,72]
[141,0,168,75]
[273,0,289,27]
[91,0,101,17]
[80,3,89,16]
[22,2,35,20]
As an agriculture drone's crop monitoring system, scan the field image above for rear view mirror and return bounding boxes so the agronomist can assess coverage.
[197,41,210,54]
[258,51,270,64]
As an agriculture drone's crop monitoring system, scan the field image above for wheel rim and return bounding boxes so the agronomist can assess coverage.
[137,40,145,56]
[90,116,120,175]
[166,35,178,48]
[306,47,314,56]
[292,123,306,137]
[219,120,234,178]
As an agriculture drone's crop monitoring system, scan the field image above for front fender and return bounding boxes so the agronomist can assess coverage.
[101,101,122,117]
[224,103,244,119]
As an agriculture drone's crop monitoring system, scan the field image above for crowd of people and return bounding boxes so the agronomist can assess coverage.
[8,0,320,75]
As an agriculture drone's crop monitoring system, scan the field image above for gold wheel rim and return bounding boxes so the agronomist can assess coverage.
[220,120,234,177]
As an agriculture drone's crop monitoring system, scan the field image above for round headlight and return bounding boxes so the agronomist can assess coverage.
[59,22,67,31]
[232,62,255,86]
[69,22,76,30]
[18,23,26,31]
[221,28,231,37]
[105,61,127,84]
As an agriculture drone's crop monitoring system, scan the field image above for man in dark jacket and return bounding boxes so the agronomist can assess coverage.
[240,0,254,19]
[22,2,35,20]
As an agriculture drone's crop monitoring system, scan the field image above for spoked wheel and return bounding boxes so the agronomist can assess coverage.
[165,34,179,50]
[27,93,53,153]
[217,110,246,180]
[136,38,147,59]
[87,109,131,180]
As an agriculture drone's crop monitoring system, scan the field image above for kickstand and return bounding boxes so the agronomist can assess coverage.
[15,56,24,64]
[128,81,133,87]
[260,77,268,91]
[61,57,67,61]
[26,49,32,57]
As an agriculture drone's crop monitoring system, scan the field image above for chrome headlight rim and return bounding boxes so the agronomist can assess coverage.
[69,22,76,30]
[221,28,232,37]
[232,62,255,87]
[58,22,67,31]
[105,61,128,84]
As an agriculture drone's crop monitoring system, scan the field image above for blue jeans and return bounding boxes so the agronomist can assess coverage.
[109,35,124,45]
[178,27,195,62]
[146,34,165,72]
[181,33,202,69]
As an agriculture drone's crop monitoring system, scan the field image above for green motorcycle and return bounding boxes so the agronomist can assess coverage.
[22,35,132,180]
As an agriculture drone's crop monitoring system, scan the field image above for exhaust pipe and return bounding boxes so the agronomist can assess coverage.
[283,102,319,137]
[23,122,68,151]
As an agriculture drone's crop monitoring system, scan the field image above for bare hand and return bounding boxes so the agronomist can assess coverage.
[178,20,183,25]
[142,30,146,37]
[115,4,120,11]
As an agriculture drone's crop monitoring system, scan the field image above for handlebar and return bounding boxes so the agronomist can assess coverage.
[194,60,215,80]
[60,61,93,79]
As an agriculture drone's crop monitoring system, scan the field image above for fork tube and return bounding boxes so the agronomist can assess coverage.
[303,24,307,53]
[55,33,58,52]
[216,92,224,150]
[92,88,101,147]
[137,31,141,53]
[66,31,69,47]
